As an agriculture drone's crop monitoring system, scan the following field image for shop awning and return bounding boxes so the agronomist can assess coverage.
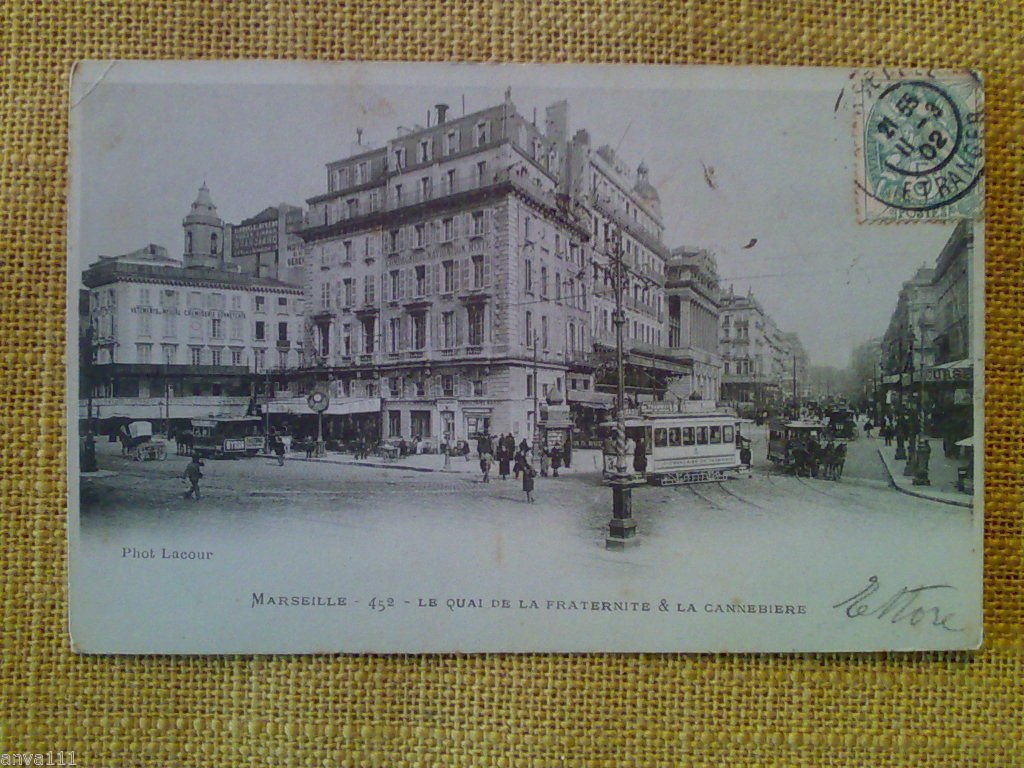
[567,390,616,409]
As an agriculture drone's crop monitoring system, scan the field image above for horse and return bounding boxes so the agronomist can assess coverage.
[833,443,847,480]
[820,443,836,480]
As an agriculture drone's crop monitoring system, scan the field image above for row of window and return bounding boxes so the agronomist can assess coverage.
[131,343,287,370]
[387,373,486,400]
[523,312,585,353]
[329,120,494,196]
[137,315,291,343]
[592,307,663,346]
[653,424,735,448]
[135,286,293,313]
[523,259,586,311]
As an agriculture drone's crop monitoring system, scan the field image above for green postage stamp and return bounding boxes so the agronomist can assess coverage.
[854,69,984,223]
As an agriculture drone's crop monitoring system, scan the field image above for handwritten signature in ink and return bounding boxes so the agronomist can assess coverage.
[833,575,964,632]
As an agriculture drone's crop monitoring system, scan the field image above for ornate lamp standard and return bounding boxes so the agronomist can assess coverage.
[605,227,637,550]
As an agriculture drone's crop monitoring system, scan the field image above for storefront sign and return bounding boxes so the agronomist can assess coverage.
[924,365,973,383]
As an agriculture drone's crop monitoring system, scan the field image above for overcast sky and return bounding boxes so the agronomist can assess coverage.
[71,62,958,369]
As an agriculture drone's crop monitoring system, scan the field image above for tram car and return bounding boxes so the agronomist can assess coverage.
[191,416,265,459]
[824,409,857,440]
[601,411,744,485]
[767,419,825,472]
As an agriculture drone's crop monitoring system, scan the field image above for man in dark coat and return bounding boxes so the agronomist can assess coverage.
[562,434,573,469]
[633,437,647,474]
[182,456,204,500]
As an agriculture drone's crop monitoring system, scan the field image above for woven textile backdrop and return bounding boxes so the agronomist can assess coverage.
[1,1,1021,765]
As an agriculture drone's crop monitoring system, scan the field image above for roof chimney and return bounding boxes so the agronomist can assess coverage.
[436,103,449,124]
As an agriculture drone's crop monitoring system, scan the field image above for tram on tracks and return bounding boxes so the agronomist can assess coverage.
[600,405,745,485]
[191,416,265,459]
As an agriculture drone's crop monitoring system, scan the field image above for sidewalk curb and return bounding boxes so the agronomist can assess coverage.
[261,454,472,475]
[876,447,972,509]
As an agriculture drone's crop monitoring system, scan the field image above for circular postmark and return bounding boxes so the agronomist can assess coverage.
[863,77,983,213]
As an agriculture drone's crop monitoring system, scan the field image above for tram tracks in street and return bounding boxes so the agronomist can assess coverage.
[712,481,769,511]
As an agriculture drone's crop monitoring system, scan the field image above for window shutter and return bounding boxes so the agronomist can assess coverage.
[483,255,491,288]
[455,310,464,346]
[460,259,470,292]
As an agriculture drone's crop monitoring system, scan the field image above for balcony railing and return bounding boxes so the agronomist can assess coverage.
[304,168,564,235]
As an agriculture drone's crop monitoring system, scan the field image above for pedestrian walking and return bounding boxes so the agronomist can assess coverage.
[539,446,550,477]
[182,456,204,500]
[562,434,573,470]
[863,419,874,438]
[273,434,286,466]
[522,461,536,503]
[550,445,562,477]
[633,436,647,475]
[513,447,526,479]
[479,450,492,483]
[498,445,511,480]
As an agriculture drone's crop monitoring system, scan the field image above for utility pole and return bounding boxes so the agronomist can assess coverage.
[791,352,797,415]
[164,363,172,440]
[532,328,539,447]
[606,226,636,550]
[264,359,271,453]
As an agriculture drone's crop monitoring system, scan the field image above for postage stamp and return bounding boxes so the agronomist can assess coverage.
[67,63,984,654]
[853,69,984,222]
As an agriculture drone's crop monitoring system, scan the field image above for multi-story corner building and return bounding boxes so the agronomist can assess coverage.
[881,265,937,380]
[299,93,592,443]
[880,221,973,445]
[931,220,972,368]
[81,243,305,425]
[718,287,795,408]
[564,131,677,399]
[663,246,723,401]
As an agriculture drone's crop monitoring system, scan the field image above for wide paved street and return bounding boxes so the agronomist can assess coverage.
[75,430,977,653]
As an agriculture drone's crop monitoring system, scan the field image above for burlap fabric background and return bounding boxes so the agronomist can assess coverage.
[1,1,1021,765]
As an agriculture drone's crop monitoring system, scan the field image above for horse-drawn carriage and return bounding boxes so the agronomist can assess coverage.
[767,419,847,479]
[118,421,167,461]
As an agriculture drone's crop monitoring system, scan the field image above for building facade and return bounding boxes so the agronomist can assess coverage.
[299,93,592,443]
[82,227,305,426]
[880,221,973,447]
[229,203,307,284]
[663,246,723,401]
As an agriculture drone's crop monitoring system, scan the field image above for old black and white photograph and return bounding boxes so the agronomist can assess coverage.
[68,62,983,653]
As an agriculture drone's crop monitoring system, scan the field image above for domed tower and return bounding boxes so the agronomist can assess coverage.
[633,161,661,218]
[182,182,225,269]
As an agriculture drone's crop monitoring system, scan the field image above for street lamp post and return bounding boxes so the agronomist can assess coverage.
[80,326,98,473]
[606,227,637,550]
[913,319,931,486]
[894,341,907,460]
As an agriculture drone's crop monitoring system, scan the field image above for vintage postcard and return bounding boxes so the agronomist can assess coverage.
[67,62,984,653]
